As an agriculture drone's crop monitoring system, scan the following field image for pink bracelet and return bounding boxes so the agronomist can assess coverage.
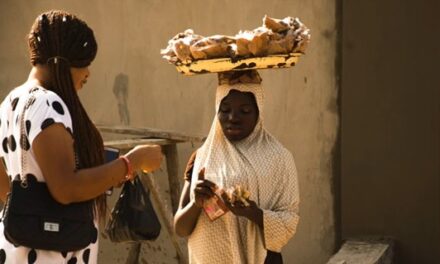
[119,156,134,181]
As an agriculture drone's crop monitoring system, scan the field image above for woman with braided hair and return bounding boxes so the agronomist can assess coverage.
[0,10,162,263]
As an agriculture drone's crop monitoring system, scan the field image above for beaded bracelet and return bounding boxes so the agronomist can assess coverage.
[119,156,134,181]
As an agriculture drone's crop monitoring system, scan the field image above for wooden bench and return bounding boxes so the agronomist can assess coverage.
[327,238,394,264]
[98,125,204,264]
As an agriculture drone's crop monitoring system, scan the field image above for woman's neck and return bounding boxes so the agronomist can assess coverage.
[26,64,50,88]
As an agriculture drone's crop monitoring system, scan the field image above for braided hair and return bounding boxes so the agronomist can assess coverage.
[28,10,106,220]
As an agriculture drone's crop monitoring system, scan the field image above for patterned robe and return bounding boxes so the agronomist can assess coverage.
[187,82,300,264]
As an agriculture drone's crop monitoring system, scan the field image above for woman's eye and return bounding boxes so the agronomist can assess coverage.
[242,107,252,114]
[219,107,230,113]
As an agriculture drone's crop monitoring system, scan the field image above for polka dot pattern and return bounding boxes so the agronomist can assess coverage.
[0,86,97,263]
[67,257,77,264]
[40,118,55,130]
[0,249,6,264]
[82,248,90,263]
[11,98,19,111]
[52,101,65,115]
[27,249,37,263]
[2,138,8,154]
[8,135,16,152]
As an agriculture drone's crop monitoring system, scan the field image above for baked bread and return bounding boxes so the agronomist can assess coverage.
[190,35,236,60]
[161,16,311,63]
[161,29,203,63]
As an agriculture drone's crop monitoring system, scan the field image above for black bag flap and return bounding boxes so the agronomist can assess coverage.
[9,179,93,222]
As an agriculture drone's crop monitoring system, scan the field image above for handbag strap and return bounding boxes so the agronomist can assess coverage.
[18,89,37,188]
[18,87,78,188]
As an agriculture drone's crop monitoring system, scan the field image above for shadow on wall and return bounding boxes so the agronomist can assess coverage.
[113,73,130,125]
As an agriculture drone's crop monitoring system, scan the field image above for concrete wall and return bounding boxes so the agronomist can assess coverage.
[0,1,339,263]
[341,1,440,263]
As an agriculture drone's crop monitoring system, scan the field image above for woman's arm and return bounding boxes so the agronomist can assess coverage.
[174,167,216,237]
[260,153,300,252]
[0,160,10,203]
[33,123,162,205]
[173,180,202,237]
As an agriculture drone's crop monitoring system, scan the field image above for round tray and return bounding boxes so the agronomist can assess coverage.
[174,53,302,75]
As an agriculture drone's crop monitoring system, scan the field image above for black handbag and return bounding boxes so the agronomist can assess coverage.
[2,175,96,252]
[105,177,161,242]
[1,90,96,252]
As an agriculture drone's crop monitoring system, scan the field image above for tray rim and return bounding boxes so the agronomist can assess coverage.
[173,52,304,75]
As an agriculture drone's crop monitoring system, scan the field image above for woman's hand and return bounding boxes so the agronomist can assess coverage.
[125,145,163,173]
[193,168,217,208]
[221,193,264,229]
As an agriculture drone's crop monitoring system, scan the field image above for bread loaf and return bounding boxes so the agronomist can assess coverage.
[161,16,310,63]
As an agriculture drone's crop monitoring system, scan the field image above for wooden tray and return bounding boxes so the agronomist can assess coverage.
[174,53,303,75]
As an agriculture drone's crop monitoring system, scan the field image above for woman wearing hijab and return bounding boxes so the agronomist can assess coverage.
[174,70,300,264]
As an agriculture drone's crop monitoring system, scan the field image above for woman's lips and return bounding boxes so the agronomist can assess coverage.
[226,128,242,135]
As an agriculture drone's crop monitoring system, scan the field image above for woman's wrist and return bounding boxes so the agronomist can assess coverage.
[249,207,264,229]
[189,199,203,211]
[119,156,134,182]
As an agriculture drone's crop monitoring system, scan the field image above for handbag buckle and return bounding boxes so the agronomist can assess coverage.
[20,181,28,189]
[43,222,60,232]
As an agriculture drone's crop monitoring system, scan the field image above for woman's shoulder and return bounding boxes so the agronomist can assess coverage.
[183,149,199,181]
[32,86,65,102]
[0,85,25,109]
[24,86,69,117]
[19,85,73,143]
[0,84,36,116]
[1,84,66,110]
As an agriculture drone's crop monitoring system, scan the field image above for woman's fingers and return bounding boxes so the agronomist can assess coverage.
[221,192,234,210]
[194,185,215,208]
[194,186,215,197]
[198,168,205,180]
[221,192,253,210]
[143,145,163,172]
[246,199,257,208]
[197,169,217,187]
[126,144,163,173]
[196,179,216,189]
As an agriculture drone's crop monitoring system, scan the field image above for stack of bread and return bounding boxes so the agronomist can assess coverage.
[161,15,310,65]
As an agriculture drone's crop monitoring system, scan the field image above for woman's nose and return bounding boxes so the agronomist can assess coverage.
[228,111,240,122]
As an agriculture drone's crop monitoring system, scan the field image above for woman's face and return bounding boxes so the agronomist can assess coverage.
[70,67,90,91]
[218,90,259,141]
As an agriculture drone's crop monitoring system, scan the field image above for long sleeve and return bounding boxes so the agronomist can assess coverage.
[262,153,300,252]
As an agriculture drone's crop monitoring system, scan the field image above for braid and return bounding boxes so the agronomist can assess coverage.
[28,10,106,221]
